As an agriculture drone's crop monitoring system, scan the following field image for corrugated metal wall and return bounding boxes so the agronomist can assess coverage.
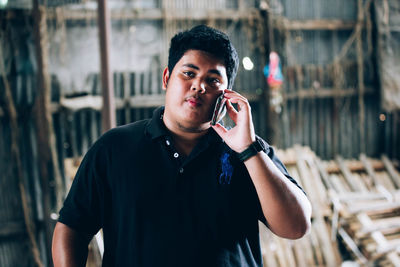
[269,0,399,159]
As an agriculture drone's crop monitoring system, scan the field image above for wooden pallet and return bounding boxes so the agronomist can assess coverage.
[259,146,400,267]
[259,146,341,267]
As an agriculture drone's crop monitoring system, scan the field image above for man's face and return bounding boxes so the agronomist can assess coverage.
[162,49,228,132]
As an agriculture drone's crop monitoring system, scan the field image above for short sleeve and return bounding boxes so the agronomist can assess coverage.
[58,142,108,236]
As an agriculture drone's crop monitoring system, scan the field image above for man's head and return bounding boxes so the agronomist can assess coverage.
[167,25,239,89]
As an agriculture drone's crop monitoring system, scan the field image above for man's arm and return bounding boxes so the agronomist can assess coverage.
[212,89,312,239]
[52,222,92,267]
[242,150,311,239]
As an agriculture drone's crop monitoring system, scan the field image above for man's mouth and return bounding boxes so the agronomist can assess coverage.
[186,97,202,107]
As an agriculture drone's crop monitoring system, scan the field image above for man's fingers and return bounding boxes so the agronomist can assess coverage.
[211,123,228,138]
[226,97,250,112]
[226,100,238,122]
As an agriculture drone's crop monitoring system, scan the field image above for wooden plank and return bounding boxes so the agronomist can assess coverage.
[331,173,350,193]
[360,217,400,235]
[46,8,261,21]
[336,156,360,191]
[302,234,318,266]
[278,239,296,267]
[273,18,357,30]
[123,72,131,124]
[292,239,308,267]
[134,71,142,97]
[274,235,290,267]
[360,153,379,187]
[32,1,62,264]
[382,155,400,189]
[335,192,389,202]
[338,227,368,264]
[0,221,26,237]
[305,154,328,205]
[282,87,374,100]
[325,159,386,174]
[312,232,326,266]
[348,202,400,215]
[314,158,335,191]
[143,71,150,95]
[347,172,367,193]
[356,0,366,155]
[258,222,278,267]
[357,213,400,266]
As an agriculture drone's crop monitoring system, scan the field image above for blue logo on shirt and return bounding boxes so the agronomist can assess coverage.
[219,152,233,184]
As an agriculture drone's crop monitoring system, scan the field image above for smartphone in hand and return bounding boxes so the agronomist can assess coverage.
[211,93,227,125]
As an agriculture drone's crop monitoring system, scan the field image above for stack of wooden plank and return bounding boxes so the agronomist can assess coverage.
[259,146,400,267]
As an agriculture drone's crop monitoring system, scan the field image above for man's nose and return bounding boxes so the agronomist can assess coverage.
[191,79,206,94]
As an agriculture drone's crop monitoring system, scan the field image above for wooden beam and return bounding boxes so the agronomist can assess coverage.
[97,0,116,132]
[50,92,262,112]
[33,1,60,265]
[283,87,374,100]
[336,156,361,191]
[46,8,260,21]
[381,155,400,188]
[338,227,368,264]
[0,221,26,237]
[357,213,400,266]
[356,0,366,154]
[272,18,357,30]
[325,160,386,173]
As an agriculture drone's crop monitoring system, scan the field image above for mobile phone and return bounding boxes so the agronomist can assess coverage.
[211,93,227,125]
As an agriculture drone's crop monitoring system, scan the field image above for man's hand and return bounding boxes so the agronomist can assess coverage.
[211,89,312,239]
[211,89,255,152]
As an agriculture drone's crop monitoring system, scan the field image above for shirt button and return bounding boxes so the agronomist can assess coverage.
[179,168,184,174]
[173,152,179,158]
[166,140,170,146]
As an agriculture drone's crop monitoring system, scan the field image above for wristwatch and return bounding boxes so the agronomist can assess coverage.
[237,137,266,162]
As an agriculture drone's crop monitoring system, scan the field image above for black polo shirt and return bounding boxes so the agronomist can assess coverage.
[59,106,303,267]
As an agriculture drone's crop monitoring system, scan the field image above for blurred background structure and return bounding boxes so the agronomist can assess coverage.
[0,0,399,266]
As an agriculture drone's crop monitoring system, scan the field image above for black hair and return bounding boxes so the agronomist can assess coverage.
[168,25,239,88]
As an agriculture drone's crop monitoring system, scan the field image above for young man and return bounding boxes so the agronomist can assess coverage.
[52,25,311,267]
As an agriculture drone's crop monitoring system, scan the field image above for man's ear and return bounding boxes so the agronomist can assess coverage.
[162,67,169,91]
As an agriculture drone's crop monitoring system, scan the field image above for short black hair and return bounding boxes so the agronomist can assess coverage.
[168,25,239,88]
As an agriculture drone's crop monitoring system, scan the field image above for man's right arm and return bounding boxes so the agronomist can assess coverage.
[52,222,92,267]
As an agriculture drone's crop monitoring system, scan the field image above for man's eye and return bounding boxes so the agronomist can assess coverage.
[208,78,220,84]
[183,71,195,78]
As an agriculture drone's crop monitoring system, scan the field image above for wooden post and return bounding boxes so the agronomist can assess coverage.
[32,0,64,264]
[97,0,116,132]
[0,35,44,267]
[259,8,274,143]
[356,0,366,154]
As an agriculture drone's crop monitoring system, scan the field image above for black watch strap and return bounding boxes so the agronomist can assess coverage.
[237,138,265,162]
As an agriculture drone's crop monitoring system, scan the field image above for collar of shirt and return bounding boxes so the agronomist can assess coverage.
[145,106,221,147]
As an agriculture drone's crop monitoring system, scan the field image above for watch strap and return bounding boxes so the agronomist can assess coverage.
[237,138,265,162]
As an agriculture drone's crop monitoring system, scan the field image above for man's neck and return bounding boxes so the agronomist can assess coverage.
[162,116,210,156]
